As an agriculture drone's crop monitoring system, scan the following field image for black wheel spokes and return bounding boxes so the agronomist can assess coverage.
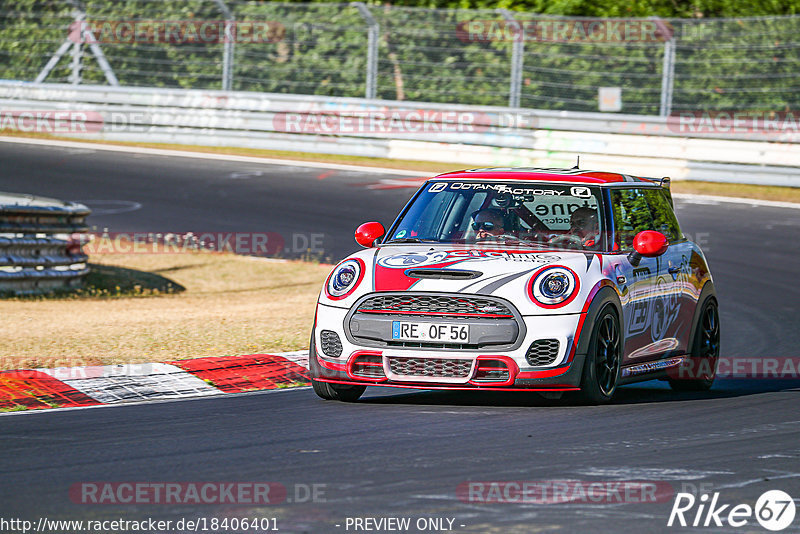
[596,314,620,395]
[701,305,720,359]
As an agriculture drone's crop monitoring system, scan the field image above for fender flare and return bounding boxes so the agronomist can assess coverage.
[685,280,718,355]
[573,284,624,375]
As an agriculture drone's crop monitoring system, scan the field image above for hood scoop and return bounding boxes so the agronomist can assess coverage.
[404,268,482,280]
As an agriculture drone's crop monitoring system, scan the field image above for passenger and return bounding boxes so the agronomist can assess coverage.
[569,207,600,248]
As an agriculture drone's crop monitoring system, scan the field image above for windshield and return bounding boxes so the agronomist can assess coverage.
[387,181,606,251]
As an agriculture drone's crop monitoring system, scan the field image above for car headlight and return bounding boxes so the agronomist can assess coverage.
[326,258,364,299]
[529,266,580,308]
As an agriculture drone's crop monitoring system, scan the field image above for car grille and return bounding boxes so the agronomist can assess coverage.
[388,357,472,378]
[525,339,560,366]
[356,294,513,318]
[320,330,342,358]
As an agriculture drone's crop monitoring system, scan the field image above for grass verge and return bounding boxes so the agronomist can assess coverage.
[0,249,330,371]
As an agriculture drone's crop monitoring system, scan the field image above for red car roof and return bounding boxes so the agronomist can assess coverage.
[434,168,661,185]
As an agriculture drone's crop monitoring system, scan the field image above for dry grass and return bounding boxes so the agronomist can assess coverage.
[0,250,330,370]
[671,180,800,203]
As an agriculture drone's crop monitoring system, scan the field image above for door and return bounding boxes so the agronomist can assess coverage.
[610,187,680,363]
[643,188,693,356]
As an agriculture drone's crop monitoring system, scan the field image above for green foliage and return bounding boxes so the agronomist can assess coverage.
[1,0,798,114]
[364,0,800,17]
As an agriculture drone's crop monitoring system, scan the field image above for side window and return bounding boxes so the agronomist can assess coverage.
[644,189,683,242]
[611,188,654,251]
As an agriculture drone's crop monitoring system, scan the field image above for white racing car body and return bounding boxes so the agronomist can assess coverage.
[310,168,719,403]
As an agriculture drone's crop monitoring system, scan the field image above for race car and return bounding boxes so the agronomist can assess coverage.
[309,167,720,404]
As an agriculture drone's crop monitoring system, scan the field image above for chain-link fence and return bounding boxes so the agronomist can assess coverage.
[1,1,799,116]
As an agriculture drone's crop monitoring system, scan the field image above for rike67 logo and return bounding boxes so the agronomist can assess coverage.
[668,490,796,531]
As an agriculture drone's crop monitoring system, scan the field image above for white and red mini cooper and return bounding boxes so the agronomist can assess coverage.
[309,168,720,404]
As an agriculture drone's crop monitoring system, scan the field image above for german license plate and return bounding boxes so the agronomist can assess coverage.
[392,321,469,343]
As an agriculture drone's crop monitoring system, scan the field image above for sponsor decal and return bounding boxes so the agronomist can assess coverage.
[627,258,687,342]
[376,250,561,269]
[651,276,679,342]
[434,182,567,195]
[377,251,450,269]
[621,357,684,377]
[626,267,652,336]
[570,186,592,198]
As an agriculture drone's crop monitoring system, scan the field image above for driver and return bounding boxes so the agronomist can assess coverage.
[569,207,600,248]
[471,208,506,240]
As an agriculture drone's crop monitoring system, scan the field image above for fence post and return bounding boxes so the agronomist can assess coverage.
[64,1,119,85]
[499,9,523,108]
[656,18,676,117]
[353,2,378,100]
[213,0,235,91]
[69,37,82,85]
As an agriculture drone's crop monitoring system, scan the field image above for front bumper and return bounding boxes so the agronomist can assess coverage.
[312,301,586,391]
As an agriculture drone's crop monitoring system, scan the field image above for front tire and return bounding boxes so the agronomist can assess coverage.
[578,306,621,404]
[669,298,719,391]
[308,334,366,402]
[311,379,366,402]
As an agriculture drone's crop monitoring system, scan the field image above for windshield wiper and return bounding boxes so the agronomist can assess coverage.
[494,237,550,248]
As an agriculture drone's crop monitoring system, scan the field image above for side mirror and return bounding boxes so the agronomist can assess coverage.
[355,222,385,248]
[629,230,668,266]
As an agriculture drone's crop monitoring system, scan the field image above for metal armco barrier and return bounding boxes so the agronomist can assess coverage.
[0,82,798,187]
[0,192,90,295]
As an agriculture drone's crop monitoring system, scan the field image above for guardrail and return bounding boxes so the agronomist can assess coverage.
[1,82,799,187]
[0,192,90,295]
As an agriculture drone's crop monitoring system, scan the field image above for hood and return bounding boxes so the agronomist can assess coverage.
[324,244,608,316]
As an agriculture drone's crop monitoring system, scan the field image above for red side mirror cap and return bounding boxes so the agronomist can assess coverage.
[633,230,669,257]
[355,222,385,248]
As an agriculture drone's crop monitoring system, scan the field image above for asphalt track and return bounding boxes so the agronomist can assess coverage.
[2,141,800,533]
